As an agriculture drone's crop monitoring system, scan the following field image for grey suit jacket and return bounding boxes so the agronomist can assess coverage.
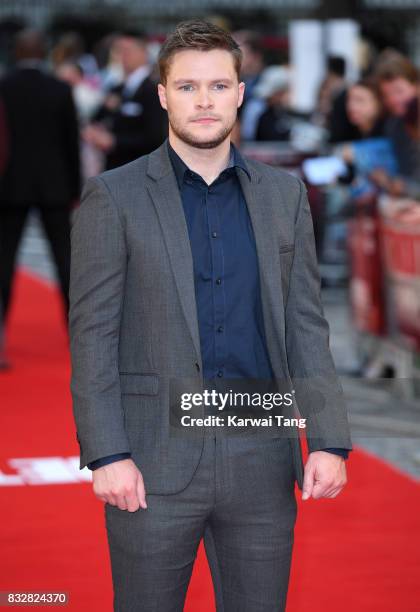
[69,140,352,493]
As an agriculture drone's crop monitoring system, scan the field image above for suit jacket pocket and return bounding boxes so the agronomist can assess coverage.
[119,372,159,396]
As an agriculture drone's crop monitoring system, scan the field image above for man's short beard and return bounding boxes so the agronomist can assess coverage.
[168,117,235,149]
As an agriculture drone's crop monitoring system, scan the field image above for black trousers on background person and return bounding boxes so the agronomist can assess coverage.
[0,204,71,328]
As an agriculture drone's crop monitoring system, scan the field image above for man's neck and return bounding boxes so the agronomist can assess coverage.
[168,131,231,185]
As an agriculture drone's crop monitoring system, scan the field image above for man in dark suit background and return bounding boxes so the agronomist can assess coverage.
[82,29,167,170]
[0,96,8,369]
[0,30,80,353]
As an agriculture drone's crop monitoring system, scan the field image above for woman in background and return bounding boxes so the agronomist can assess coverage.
[346,78,386,139]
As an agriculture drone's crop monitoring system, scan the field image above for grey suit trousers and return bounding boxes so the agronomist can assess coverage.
[104,432,297,612]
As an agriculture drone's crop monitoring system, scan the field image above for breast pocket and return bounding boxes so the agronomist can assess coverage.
[119,372,159,396]
[279,243,294,254]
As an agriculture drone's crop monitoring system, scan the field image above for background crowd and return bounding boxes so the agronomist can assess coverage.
[0,17,420,382]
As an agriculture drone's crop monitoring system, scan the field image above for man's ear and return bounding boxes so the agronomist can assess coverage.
[157,83,167,110]
[237,81,245,109]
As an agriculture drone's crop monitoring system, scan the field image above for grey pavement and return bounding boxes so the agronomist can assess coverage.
[323,288,420,481]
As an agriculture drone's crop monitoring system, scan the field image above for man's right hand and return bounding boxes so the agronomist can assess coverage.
[92,458,147,512]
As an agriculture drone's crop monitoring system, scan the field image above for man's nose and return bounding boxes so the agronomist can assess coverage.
[196,88,213,108]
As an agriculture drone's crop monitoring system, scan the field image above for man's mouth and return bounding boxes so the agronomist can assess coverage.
[191,117,219,124]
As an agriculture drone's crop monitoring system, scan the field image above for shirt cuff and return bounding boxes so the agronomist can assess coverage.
[87,453,131,471]
[319,448,350,459]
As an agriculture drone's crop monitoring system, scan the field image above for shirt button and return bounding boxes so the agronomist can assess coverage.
[216,278,222,285]
[217,325,223,332]
[217,370,223,377]
[212,231,218,238]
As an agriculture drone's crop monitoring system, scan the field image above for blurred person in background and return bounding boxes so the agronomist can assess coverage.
[338,78,388,183]
[233,31,266,141]
[376,49,418,119]
[316,56,347,122]
[404,90,420,143]
[0,29,80,367]
[317,56,361,143]
[93,34,124,93]
[82,29,167,170]
[336,78,397,204]
[55,61,103,124]
[51,31,98,83]
[254,65,296,141]
[0,96,9,369]
[56,61,104,179]
[373,49,420,198]
[346,78,386,139]
[233,31,265,104]
[0,300,6,370]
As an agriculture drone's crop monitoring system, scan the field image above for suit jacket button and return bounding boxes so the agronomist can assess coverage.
[195,362,200,372]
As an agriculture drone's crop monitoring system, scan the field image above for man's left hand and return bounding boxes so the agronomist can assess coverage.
[302,451,347,500]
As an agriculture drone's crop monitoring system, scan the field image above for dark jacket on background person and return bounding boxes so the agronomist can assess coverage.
[255,106,293,142]
[94,73,168,170]
[328,89,361,144]
[0,64,80,207]
[385,115,420,184]
[0,97,8,175]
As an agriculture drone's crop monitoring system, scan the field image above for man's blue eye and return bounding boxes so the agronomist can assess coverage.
[179,83,226,91]
[181,85,193,91]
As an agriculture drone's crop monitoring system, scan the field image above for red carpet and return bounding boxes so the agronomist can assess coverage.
[1,268,419,611]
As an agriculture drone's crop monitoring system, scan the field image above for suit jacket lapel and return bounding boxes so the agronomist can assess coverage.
[146,144,202,365]
[236,163,288,378]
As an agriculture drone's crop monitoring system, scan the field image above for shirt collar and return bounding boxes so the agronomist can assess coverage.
[123,64,150,97]
[167,139,251,189]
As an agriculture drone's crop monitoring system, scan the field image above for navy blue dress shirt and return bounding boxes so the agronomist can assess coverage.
[88,141,349,469]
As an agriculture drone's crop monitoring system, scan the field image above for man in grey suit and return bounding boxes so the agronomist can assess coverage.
[69,20,352,612]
